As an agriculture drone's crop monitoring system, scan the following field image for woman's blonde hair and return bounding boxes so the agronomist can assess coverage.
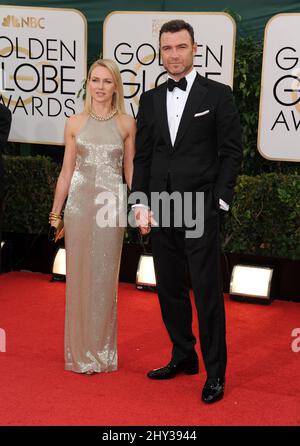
[84,59,125,114]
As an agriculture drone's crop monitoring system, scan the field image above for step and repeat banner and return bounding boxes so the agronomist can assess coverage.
[0,5,87,144]
[0,6,299,162]
[258,13,300,162]
[103,11,236,118]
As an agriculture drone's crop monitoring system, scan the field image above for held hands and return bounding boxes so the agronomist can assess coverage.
[134,207,157,235]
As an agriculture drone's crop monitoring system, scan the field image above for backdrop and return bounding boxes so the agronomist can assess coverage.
[3,0,300,60]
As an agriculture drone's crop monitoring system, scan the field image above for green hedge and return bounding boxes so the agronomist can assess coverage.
[3,156,300,260]
[223,173,300,260]
[3,155,60,234]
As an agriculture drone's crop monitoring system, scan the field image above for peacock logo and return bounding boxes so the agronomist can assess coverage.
[2,14,45,29]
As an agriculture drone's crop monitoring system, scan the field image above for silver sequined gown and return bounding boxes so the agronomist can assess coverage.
[63,116,125,373]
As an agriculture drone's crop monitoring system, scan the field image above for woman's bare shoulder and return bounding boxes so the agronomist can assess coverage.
[117,113,136,130]
[66,112,88,133]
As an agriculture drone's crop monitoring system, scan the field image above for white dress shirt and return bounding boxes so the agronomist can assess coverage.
[167,68,197,146]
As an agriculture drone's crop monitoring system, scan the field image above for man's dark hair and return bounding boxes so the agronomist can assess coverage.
[159,20,195,44]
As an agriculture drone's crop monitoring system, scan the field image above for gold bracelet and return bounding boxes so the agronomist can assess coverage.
[49,212,62,219]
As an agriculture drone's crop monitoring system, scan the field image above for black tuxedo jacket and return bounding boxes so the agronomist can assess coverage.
[131,73,243,210]
[0,103,11,148]
[0,104,12,200]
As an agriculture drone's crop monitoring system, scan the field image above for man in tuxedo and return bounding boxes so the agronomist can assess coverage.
[131,20,243,403]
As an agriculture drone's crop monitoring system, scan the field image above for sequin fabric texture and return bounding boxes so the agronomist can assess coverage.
[64,116,125,374]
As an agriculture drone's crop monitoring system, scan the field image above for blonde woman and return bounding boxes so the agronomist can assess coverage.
[50,59,136,374]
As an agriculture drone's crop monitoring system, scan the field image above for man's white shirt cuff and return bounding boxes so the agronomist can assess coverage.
[219,199,229,211]
[131,204,150,209]
[132,200,229,211]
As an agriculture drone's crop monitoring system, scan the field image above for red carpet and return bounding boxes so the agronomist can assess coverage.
[0,271,300,426]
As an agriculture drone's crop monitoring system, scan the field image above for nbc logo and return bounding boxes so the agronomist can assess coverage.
[2,15,45,29]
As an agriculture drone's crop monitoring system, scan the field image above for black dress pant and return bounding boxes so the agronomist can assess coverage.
[150,189,227,378]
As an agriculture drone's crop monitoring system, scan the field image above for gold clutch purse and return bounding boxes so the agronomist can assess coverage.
[48,218,64,243]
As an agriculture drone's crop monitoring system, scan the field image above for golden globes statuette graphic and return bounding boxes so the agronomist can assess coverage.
[258,13,300,162]
[103,11,236,117]
[0,5,87,145]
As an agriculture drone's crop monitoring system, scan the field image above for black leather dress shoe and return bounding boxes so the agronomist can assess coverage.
[147,357,199,380]
[201,377,225,403]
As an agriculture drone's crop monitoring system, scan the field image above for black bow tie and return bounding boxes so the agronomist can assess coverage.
[167,77,187,92]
